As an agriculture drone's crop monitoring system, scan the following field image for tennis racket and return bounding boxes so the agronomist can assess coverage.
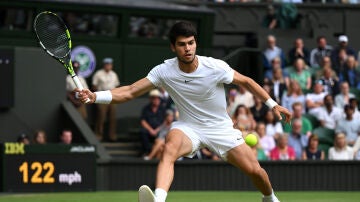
[33,11,89,102]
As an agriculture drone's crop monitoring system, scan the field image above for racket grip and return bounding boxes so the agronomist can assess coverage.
[72,75,90,103]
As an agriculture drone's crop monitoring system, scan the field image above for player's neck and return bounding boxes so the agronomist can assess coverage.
[178,56,198,73]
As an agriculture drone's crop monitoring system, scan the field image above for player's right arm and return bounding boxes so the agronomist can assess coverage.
[77,78,155,104]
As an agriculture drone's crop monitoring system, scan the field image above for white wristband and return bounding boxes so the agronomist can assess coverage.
[94,90,112,104]
[265,98,278,109]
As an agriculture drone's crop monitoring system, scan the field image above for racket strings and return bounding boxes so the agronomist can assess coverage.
[34,13,70,58]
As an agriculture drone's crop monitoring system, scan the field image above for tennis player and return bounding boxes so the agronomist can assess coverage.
[77,21,291,202]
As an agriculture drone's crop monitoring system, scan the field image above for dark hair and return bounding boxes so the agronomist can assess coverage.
[344,104,354,111]
[17,133,29,142]
[349,98,358,104]
[316,35,326,42]
[168,21,197,45]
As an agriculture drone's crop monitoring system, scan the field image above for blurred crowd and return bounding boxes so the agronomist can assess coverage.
[137,32,360,162]
[226,33,360,161]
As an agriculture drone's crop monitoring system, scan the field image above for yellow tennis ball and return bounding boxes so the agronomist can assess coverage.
[245,133,258,147]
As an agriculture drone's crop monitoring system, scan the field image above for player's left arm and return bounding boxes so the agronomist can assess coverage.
[231,70,292,123]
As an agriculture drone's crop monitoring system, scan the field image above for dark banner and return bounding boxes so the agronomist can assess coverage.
[0,48,14,108]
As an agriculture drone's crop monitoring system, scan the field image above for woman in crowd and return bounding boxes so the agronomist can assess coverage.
[264,110,284,140]
[270,133,296,160]
[328,132,354,160]
[281,79,306,113]
[301,134,325,160]
[255,122,276,158]
[232,104,256,135]
[33,130,47,144]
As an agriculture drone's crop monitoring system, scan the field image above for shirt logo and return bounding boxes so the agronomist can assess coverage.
[184,80,193,83]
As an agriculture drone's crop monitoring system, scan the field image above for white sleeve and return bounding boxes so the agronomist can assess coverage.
[146,65,162,87]
[214,59,234,84]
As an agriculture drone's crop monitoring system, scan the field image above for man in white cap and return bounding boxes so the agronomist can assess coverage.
[92,57,120,141]
[139,89,166,156]
[331,35,356,73]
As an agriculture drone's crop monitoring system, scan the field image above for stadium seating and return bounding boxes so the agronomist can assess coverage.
[303,113,320,128]
[312,126,335,145]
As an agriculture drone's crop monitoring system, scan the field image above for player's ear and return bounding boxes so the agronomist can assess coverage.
[170,43,175,52]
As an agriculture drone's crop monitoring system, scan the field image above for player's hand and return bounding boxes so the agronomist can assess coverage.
[272,105,292,123]
[74,88,95,104]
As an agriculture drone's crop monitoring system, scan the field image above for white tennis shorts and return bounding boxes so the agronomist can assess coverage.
[171,121,245,161]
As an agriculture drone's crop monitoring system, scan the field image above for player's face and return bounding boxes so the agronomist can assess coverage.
[171,36,197,64]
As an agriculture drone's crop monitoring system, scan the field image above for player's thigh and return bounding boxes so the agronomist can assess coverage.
[226,143,261,175]
[164,129,193,159]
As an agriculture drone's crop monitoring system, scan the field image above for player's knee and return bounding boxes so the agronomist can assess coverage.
[245,165,263,177]
[162,142,179,161]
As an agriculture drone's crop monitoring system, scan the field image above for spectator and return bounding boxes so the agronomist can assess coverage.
[301,134,325,160]
[265,66,287,105]
[264,57,283,81]
[288,58,312,91]
[264,110,283,140]
[262,35,286,77]
[339,55,360,90]
[314,56,337,81]
[250,96,269,123]
[140,89,166,156]
[269,133,296,160]
[349,98,360,119]
[66,61,89,120]
[158,86,173,110]
[255,122,275,158]
[283,102,313,136]
[287,118,308,159]
[310,36,333,68]
[318,94,343,130]
[246,133,268,161]
[262,5,277,30]
[33,130,47,144]
[281,79,306,114]
[331,35,357,74]
[353,136,360,160]
[232,104,256,135]
[332,48,348,76]
[317,66,340,96]
[92,57,120,141]
[276,3,302,29]
[232,85,255,110]
[17,133,30,145]
[335,105,360,146]
[335,81,355,109]
[144,109,174,160]
[328,132,354,160]
[288,38,310,66]
[199,148,221,161]
[159,87,178,119]
[59,129,72,145]
[306,80,328,117]
[226,87,239,116]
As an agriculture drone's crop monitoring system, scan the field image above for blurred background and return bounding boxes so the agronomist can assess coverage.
[0,0,359,193]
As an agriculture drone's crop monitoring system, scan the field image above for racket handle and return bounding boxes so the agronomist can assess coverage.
[72,75,90,103]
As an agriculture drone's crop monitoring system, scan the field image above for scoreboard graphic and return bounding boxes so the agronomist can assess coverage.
[1,143,96,192]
